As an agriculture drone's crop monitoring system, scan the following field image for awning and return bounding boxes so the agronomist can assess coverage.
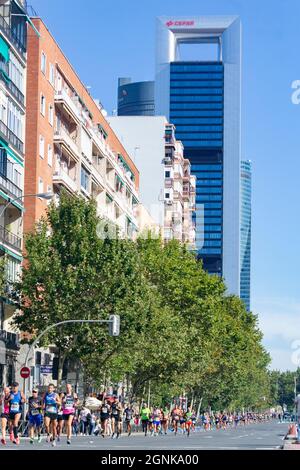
[0,36,9,63]
[115,174,124,186]
[0,138,24,167]
[118,153,135,181]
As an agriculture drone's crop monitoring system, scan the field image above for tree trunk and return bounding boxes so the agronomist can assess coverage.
[57,350,67,389]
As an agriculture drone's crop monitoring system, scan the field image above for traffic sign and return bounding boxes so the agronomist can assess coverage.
[20,366,30,379]
[40,365,52,375]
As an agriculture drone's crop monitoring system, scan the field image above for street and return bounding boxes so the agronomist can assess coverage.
[0,421,287,450]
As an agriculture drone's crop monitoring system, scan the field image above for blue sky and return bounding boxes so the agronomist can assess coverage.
[31,0,300,371]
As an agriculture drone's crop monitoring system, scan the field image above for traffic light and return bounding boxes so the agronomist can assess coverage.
[108,315,120,336]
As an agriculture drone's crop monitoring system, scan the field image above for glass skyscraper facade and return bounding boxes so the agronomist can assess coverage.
[170,61,224,274]
[118,78,155,116]
[240,160,251,311]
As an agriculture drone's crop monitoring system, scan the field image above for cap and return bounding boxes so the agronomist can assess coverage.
[11,382,19,387]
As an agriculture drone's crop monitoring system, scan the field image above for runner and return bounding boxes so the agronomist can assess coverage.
[62,384,78,444]
[43,383,61,447]
[110,399,123,439]
[124,403,134,436]
[28,388,43,444]
[8,382,25,445]
[100,399,111,437]
[185,407,193,437]
[161,407,169,435]
[152,406,161,436]
[140,403,151,437]
[171,405,181,435]
[0,386,10,445]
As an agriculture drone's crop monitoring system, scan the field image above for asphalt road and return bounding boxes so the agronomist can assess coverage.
[0,421,288,450]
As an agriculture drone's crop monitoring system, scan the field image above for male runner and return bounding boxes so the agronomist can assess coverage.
[140,403,151,436]
[110,399,123,439]
[28,388,43,444]
[124,404,134,436]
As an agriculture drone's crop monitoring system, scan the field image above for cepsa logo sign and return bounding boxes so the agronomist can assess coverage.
[166,20,195,28]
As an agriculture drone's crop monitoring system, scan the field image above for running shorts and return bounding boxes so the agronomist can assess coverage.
[44,412,58,421]
[29,414,43,427]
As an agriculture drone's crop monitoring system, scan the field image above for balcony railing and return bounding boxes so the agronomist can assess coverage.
[54,89,81,123]
[0,119,24,154]
[0,173,22,200]
[0,64,25,107]
[0,15,26,59]
[0,224,21,251]
[54,128,79,161]
[0,329,20,350]
[53,167,77,193]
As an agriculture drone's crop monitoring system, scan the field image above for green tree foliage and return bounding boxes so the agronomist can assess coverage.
[14,193,271,408]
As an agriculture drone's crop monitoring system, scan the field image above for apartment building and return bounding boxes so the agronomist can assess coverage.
[108,116,195,247]
[25,18,139,242]
[163,124,196,247]
[0,0,29,387]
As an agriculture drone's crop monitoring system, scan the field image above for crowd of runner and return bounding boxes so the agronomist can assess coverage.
[0,381,275,446]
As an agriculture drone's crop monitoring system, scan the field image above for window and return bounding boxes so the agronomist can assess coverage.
[80,166,89,192]
[7,100,22,139]
[14,168,21,187]
[38,177,44,194]
[49,63,55,85]
[165,193,170,199]
[47,144,52,166]
[41,52,46,75]
[48,104,53,126]
[39,135,45,158]
[9,52,24,94]
[165,171,171,178]
[40,94,45,116]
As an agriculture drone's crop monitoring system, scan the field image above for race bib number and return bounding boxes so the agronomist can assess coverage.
[31,409,39,416]
[65,403,74,410]
[46,406,56,413]
[102,407,108,413]
[175,416,179,421]
[11,403,20,412]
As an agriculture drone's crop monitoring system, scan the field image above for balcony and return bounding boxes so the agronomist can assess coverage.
[0,329,20,350]
[0,173,22,200]
[0,16,26,60]
[53,167,77,194]
[0,63,25,107]
[0,119,24,155]
[54,89,81,125]
[0,224,22,251]
[54,128,80,162]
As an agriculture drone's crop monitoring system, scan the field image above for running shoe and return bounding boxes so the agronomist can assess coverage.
[30,438,34,444]
[67,439,71,445]
[1,438,6,445]
[37,436,42,443]
[52,440,56,447]
[9,432,14,442]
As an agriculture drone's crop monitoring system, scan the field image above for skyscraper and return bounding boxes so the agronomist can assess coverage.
[118,78,155,116]
[155,16,241,296]
[240,160,251,311]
